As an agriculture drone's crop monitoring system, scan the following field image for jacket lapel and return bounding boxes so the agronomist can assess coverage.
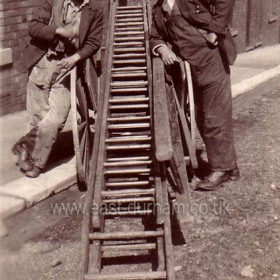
[79,5,92,45]
[154,3,168,38]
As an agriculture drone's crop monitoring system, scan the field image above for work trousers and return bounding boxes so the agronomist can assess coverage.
[17,55,71,168]
[191,49,237,171]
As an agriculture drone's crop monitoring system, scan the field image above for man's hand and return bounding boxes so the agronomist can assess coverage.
[57,54,81,71]
[206,32,218,46]
[156,45,180,66]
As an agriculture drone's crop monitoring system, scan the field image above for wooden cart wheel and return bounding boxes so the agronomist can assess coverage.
[176,60,198,169]
[71,66,96,189]
[184,61,196,147]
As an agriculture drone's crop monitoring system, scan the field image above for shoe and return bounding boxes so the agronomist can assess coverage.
[18,160,33,172]
[196,171,229,191]
[12,143,33,171]
[228,167,240,181]
[25,166,41,178]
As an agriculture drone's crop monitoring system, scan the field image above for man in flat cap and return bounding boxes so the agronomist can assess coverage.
[13,0,103,177]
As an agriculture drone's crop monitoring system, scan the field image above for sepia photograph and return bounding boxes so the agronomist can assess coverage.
[0,0,280,279]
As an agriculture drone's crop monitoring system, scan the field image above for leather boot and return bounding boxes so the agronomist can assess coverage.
[25,166,41,178]
[228,167,240,181]
[196,171,229,191]
[12,143,33,171]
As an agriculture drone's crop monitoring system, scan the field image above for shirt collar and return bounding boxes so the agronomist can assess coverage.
[64,0,90,12]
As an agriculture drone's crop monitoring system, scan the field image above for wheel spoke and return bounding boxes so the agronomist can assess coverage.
[83,130,90,179]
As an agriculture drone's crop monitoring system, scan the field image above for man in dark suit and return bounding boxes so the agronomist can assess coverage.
[12,0,103,177]
[150,0,240,190]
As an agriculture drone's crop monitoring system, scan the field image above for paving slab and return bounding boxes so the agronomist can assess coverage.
[0,111,29,185]
[234,44,280,69]
[0,157,76,219]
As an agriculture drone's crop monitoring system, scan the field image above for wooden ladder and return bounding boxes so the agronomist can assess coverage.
[77,1,195,279]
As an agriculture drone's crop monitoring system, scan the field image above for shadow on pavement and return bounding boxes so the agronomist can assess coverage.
[44,131,74,172]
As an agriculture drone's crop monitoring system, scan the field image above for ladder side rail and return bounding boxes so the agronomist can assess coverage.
[91,0,117,231]
[144,0,165,227]
[143,0,153,125]
[77,1,116,279]
[146,3,176,278]
[152,57,173,161]
[100,0,111,98]
[160,162,176,280]
[87,0,118,275]
[146,0,173,162]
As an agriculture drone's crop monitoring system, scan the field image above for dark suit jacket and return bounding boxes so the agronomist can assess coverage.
[17,0,103,73]
[150,0,237,65]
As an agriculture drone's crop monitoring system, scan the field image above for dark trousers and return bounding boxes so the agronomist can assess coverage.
[191,49,237,171]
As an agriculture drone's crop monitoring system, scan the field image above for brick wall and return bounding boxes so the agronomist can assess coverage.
[0,0,43,116]
[0,0,280,116]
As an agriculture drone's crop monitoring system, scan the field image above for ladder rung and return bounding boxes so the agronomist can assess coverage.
[106,180,150,187]
[109,130,151,136]
[104,168,151,175]
[116,9,142,14]
[114,31,144,36]
[114,41,144,46]
[113,53,146,58]
[107,156,150,162]
[115,27,144,32]
[110,104,149,110]
[106,144,150,150]
[112,72,146,78]
[115,13,143,18]
[108,123,150,130]
[85,271,166,280]
[114,36,144,42]
[89,230,163,240]
[105,209,153,216]
[101,243,156,251]
[107,116,150,122]
[113,59,146,64]
[111,81,148,87]
[117,5,143,10]
[109,97,149,103]
[116,18,143,23]
[110,88,147,93]
[102,197,154,204]
[112,66,147,71]
[101,189,155,197]
[106,137,151,143]
[115,22,144,27]
[114,47,145,52]
[104,160,152,167]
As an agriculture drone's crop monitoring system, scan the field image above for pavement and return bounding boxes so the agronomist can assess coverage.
[1,44,280,233]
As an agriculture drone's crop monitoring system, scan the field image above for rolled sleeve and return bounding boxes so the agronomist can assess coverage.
[152,44,169,56]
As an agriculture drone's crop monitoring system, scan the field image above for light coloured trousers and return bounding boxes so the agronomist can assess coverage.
[18,55,71,168]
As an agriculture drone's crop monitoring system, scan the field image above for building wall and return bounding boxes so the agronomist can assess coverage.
[0,0,43,116]
[232,0,280,52]
[0,0,280,116]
